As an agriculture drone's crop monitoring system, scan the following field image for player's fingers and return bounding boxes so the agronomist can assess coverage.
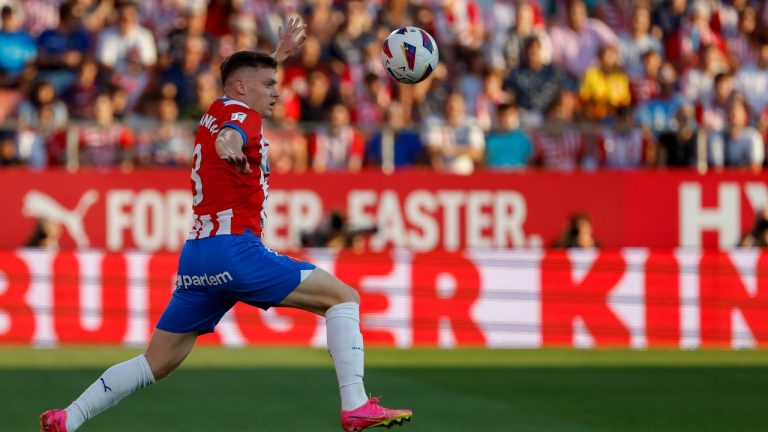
[242,161,253,174]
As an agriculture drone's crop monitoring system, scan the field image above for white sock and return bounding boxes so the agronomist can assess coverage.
[65,354,155,431]
[326,302,368,410]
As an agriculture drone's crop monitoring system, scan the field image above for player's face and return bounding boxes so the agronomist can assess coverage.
[243,67,280,118]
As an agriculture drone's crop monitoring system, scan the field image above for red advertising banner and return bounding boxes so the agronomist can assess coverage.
[0,249,766,349]
[0,169,766,251]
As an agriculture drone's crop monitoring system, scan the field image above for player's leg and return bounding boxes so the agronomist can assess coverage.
[40,330,197,432]
[279,268,412,431]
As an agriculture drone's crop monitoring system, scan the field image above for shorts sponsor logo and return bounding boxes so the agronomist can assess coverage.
[176,271,234,288]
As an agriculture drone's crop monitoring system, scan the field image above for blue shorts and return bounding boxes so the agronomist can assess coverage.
[156,230,316,334]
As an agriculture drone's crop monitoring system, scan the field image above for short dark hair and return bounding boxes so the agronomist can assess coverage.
[220,51,278,85]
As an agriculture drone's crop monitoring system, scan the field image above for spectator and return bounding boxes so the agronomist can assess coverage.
[496,0,552,71]
[162,2,212,68]
[681,44,730,104]
[636,62,688,135]
[352,72,390,125]
[310,103,365,172]
[549,0,618,78]
[147,97,193,166]
[0,132,19,166]
[365,101,426,173]
[79,93,134,169]
[16,80,68,168]
[708,96,764,171]
[0,5,37,88]
[62,58,100,119]
[738,208,768,247]
[579,44,631,121]
[95,0,157,110]
[630,50,662,106]
[484,103,533,170]
[299,70,340,123]
[25,218,63,250]
[181,70,220,120]
[423,92,485,175]
[657,104,700,168]
[619,5,663,79]
[651,0,688,41]
[474,68,510,130]
[434,0,485,52]
[553,213,600,249]
[531,89,585,170]
[725,5,759,68]
[159,35,211,114]
[598,107,649,169]
[666,2,725,66]
[735,39,768,119]
[36,1,91,93]
[595,0,635,35]
[505,36,565,127]
[264,100,309,174]
[696,72,735,134]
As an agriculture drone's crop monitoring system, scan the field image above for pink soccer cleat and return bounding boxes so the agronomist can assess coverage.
[39,409,68,432]
[340,396,412,431]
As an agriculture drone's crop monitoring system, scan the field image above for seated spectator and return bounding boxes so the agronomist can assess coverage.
[95,0,157,110]
[531,90,585,171]
[0,132,19,166]
[657,104,699,168]
[635,62,687,135]
[552,213,600,249]
[579,44,631,121]
[181,70,220,120]
[595,0,635,36]
[665,2,725,66]
[504,36,565,127]
[310,104,365,172]
[264,100,309,174]
[735,40,768,119]
[549,0,618,79]
[696,72,735,134]
[725,5,759,68]
[597,107,648,169]
[630,50,662,106]
[159,35,211,114]
[423,92,485,175]
[619,5,663,79]
[474,68,510,131]
[651,0,687,41]
[708,96,764,172]
[16,80,68,168]
[0,5,36,88]
[352,72,390,125]
[496,0,552,70]
[300,70,340,123]
[62,59,100,120]
[79,94,134,170]
[36,2,91,93]
[484,103,532,170]
[365,102,426,173]
[681,44,730,104]
[148,97,193,166]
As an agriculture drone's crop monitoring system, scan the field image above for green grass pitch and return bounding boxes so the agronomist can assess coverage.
[2,347,767,431]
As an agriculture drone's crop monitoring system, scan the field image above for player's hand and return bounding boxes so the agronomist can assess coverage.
[220,149,252,174]
[273,16,307,63]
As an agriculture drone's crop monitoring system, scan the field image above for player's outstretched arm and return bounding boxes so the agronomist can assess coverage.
[215,127,252,174]
[272,16,307,63]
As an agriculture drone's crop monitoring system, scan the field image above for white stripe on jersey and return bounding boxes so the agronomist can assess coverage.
[216,209,233,235]
[198,214,214,238]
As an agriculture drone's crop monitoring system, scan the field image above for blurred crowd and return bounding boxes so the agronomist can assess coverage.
[0,0,768,174]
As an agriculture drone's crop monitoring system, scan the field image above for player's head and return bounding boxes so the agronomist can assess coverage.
[220,51,279,117]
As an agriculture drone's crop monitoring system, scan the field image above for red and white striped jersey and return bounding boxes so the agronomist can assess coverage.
[188,97,269,240]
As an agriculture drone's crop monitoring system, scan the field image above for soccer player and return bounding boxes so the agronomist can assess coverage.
[39,18,412,432]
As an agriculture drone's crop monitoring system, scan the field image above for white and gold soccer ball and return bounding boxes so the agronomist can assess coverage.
[381,26,439,84]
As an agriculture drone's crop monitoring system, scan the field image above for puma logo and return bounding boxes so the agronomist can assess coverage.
[99,377,112,392]
[22,189,98,249]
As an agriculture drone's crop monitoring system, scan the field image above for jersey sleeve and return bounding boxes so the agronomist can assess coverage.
[218,103,262,146]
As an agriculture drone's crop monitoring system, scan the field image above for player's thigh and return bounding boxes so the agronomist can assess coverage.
[278,267,360,316]
[144,329,198,380]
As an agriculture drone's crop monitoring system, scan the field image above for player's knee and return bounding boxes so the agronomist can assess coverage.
[332,284,360,306]
[151,359,181,381]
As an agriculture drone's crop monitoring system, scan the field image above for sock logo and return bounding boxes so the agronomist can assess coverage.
[100,377,112,392]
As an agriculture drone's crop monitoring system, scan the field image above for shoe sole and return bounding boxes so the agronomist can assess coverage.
[352,413,412,431]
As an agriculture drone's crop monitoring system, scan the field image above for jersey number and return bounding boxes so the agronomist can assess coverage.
[191,143,203,205]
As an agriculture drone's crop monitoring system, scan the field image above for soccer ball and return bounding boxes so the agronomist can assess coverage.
[381,26,439,84]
